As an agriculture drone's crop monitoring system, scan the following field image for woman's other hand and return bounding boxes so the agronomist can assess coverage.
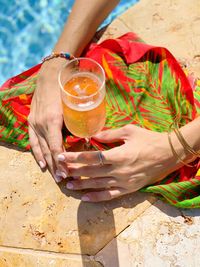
[58,124,193,202]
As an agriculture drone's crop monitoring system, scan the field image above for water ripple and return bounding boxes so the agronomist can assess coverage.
[0,0,138,85]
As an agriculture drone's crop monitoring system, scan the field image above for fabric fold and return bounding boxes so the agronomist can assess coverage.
[1,32,200,208]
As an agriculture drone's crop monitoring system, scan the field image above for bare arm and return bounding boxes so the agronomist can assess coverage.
[54,0,120,55]
[174,116,200,162]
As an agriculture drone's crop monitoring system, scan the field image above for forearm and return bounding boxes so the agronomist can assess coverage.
[171,116,200,164]
[180,116,200,152]
[53,0,120,56]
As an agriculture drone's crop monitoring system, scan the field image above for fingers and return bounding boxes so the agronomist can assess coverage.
[58,146,123,165]
[68,164,113,178]
[92,127,127,143]
[36,134,59,180]
[47,123,64,165]
[66,177,117,190]
[29,116,67,182]
[47,124,69,180]
[29,125,65,183]
[81,188,126,202]
[28,125,46,169]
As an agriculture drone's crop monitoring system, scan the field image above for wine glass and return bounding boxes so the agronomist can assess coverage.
[58,57,106,149]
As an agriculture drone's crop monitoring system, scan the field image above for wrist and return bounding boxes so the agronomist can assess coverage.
[42,57,67,70]
[169,130,196,165]
[165,116,200,169]
[39,57,67,80]
[179,117,200,153]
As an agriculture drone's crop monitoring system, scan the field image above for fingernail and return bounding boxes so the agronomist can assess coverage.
[56,170,67,179]
[81,196,90,202]
[66,182,74,189]
[58,154,65,161]
[39,161,46,169]
[54,175,62,183]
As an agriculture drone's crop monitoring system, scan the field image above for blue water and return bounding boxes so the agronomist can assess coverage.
[0,0,138,85]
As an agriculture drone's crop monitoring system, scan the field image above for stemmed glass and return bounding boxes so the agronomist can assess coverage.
[58,57,106,149]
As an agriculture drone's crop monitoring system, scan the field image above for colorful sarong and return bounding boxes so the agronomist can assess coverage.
[1,32,200,208]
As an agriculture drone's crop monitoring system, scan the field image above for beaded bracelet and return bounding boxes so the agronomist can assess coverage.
[42,52,75,63]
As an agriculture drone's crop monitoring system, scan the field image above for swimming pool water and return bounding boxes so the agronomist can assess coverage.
[0,0,138,85]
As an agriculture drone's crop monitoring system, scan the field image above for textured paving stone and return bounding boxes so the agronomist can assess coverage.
[1,0,200,266]
[0,247,101,267]
[96,201,200,267]
[0,145,155,257]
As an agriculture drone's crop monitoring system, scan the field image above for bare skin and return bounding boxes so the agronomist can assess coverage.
[28,0,200,202]
[28,0,120,182]
[58,118,200,202]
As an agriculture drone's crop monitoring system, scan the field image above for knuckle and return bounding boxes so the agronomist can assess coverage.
[68,168,78,177]
[29,134,38,148]
[30,141,39,151]
[93,179,103,188]
[123,124,133,132]
[43,151,50,160]
[34,113,61,130]
[73,181,82,189]
[80,166,91,176]
[46,112,62,125]
[34,118,44,130]
[89,193,102,202]
[50,146,61,156]
[107,179,117,187]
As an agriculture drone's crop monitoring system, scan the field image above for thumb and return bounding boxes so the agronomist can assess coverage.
[93,127,127,143]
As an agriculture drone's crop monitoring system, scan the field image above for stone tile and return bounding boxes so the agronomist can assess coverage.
[96,201,200,267]
[0,247,101,267]
[118,0,200,66]
[1,0,200,265]
[0,145,155,256]
[98,18,131,42]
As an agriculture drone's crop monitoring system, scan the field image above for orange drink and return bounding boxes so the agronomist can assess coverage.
[59,58,106,139]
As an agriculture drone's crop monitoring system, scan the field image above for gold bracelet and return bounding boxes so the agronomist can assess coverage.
[168,122,194,167]
[173,116,200,158]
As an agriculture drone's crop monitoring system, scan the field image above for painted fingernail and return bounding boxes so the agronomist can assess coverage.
[58,154,65,161]
[66,182,74,189]
[81,196,90,202]
[39,161,46,169]
[54,175,62,183]
[56,170,67,179]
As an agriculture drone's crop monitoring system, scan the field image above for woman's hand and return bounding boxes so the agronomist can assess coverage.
[27,0,121,182]
[28,59,67,182]
[58,124,193,202]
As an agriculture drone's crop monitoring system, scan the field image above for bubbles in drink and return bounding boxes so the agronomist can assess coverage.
[64,72,101,97]
[62,72,106,137]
